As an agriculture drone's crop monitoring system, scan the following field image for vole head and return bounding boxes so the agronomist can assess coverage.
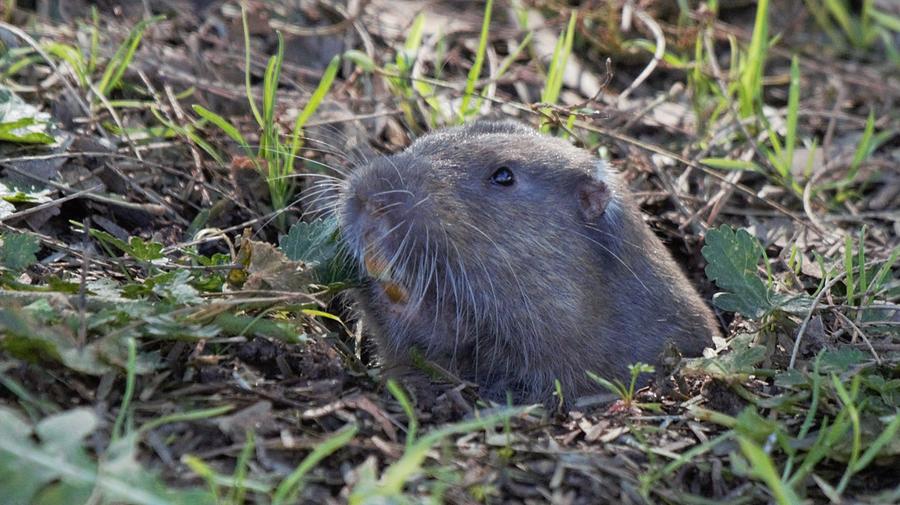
[337,120,625,358]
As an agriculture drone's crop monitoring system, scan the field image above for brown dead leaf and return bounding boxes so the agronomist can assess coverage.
[238,237,311,292]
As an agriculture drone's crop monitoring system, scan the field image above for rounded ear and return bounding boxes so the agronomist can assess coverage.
[577,179,611,221]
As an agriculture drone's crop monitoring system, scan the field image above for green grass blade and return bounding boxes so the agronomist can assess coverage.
[851,412,900,473]
[870,7,900,32]
[831,375,861,465]
[271,424,358,505]
[865,246,900,304]
[833,374,862,493]
[784,56,800,178]
[261,34,285,149]
[541,11,576,106]
[97,15,163,96]
[192,104,253,157]
[44,42,87,87]
[343,49,375,72]
[242,5,263,126]
[701,158,763,172]
[642,432,732,495]
[459,0,493,118]
[287,54,341,173]
[586,371,628,400]
[496,31,533,79]
[111,337,137,442]
[737,435,802,505]
[739,0,769,117]
[378,408,526,496]
[88,6,100,75]
[856,226,867,301]
[229,430,255,505]
[823,0,857,45]
[139,405,234,433]
[397,13,425,73]
[387,379,418,448]
[151,107,224,164]
[845,110,876,184]
[844,234,856,305]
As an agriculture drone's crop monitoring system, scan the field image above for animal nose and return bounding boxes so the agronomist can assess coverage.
[353,187,384,217]
[355,185,415,219]
[353,188,388,218]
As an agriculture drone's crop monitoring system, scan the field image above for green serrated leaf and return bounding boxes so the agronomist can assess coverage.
[818,348,868,373]
[128,237,165,262]
[0,232,40,271]
[151,270,200,304]
[702,225,773,318]
[774,369,808,387]
[280,218,339,266]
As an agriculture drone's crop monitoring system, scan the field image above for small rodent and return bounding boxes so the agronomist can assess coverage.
[335,120,720,403]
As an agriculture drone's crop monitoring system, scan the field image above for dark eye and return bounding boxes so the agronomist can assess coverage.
[490,166,515,186]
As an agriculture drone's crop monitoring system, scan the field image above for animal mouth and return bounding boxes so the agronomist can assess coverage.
[363,244,409,305]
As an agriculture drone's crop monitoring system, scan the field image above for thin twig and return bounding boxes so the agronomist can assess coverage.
[0,185,101,223]
[617,8,664,106]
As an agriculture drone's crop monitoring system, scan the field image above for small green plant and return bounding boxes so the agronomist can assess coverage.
[840,226,899,313]
[813,110,895,204]
[736,0,770,119]
[538,11,577,132]
[347,407,526,504]
[270,425,358,505]
[39,11,162,106]
[587,362,655,408]
[804,0,900,61]
[369,13,454,130]
[0,336,227,505]
[189,6,339,229]
[344,2,530,128]
[703,54,803,195]
[702,225,813,319]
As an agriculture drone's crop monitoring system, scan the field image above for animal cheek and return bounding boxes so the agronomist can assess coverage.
[381,281,409,305]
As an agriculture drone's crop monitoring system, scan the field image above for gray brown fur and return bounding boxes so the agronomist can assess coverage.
[336,120,720,403]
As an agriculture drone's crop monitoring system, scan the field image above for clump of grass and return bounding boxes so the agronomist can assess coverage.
[538,11,577,132]
[345,0,530,129]
[190,6,340,228]
[347,406,527,503]
[381,12,435,129]
[683,0,888,202]
[804,0,900,62]
[587,362,655,409]
[457,0,494,122]
[6,9,161,108]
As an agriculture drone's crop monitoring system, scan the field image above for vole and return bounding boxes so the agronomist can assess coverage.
[334,120,719,403]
